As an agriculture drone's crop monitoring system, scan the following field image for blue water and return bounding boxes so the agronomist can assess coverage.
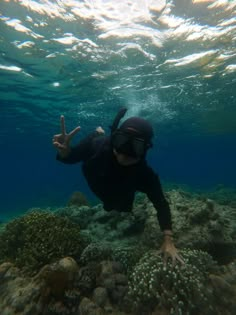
[0,0,236,220]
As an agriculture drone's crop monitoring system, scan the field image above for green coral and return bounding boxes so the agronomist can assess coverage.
[128,249,217,314]
[80,243,147,275]
[0,210,87,273]
[112,245,147,274]
[56,206,96,229]
[80,242,112,265]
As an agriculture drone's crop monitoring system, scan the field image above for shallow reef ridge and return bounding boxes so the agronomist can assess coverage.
[0,189,235,315]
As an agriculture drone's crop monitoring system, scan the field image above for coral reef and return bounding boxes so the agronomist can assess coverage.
[96,260,128,306]
[112,245,147,273]
[0,188,236,314]
[80,242,112,265]
[166,190,236,263]
[0,222,6,233]
[56,205,144,246]
[0,257,80,315]
[199,185,236,208]
[56,205,97,229]
[56,189,236,264]
[0,257,130,315]
[127,249,218,314]
[67,191,90,207]
[79,242,147,274]
[0,210,87,273]
[39,257,79,299]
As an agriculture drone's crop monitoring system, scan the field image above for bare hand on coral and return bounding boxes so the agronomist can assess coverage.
[159,237,185,267]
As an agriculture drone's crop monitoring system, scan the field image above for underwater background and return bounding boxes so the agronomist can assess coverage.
[0,0,236,220]
[0,1,236,315]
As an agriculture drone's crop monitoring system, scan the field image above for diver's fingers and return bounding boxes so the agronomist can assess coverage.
[53,141,69,152]
[176,254,185,265]
[60,115,66,136]
[162,252,170,269]
[68,126,81,138]
[171,256,177,267]
[53,141,63,149]
[163,252,169,263]
[53,134,63,141]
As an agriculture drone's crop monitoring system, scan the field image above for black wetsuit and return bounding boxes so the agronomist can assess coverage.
[57,132,172,231]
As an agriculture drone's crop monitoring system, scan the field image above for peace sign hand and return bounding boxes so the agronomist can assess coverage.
[53,115,81,158]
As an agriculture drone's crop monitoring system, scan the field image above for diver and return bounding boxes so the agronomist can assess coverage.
[53,108,183,265]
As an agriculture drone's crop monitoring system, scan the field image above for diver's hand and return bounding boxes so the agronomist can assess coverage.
[159,233,184,266]
[52,115,80,158]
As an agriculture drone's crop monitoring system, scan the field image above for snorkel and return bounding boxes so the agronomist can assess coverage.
[110,107,128,134]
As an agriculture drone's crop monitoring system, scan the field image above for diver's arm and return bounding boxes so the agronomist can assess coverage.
[144,169,172,231]
[56,130,101,164]
[53,115,105,164]
[142,168,184,265]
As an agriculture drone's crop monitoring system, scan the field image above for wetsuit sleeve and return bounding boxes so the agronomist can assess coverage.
[140,167,172,231]
[56,131,99,164]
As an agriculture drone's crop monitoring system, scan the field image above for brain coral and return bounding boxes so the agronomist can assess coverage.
[128,249,217,314]
[0,210,87,273]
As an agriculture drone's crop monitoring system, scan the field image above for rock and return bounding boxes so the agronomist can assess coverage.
[103,277,116,290]
[75,263,97,294]
[0,262,14,280]
[111,262,124,274]
[67,191,90,207]
[93,210,115,224]
[114,273,128,286]
[99,261,114,278]
[93,287,109,307]
[58,257,78,274]
[0,263,44,314]
[206,198,215,211]
[79,297,103,315]
[209,274,234,296]
[39,257,78,299]
[109,284,128,304]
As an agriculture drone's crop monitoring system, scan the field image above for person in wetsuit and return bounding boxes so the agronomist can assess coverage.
[53,108,183,264]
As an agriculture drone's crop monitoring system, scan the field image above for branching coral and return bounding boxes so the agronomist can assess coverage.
[80,242,112,265]
[128,249,217,314]
[56,206,96,229]
[112,245,147,274]
[0,210,87,273]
